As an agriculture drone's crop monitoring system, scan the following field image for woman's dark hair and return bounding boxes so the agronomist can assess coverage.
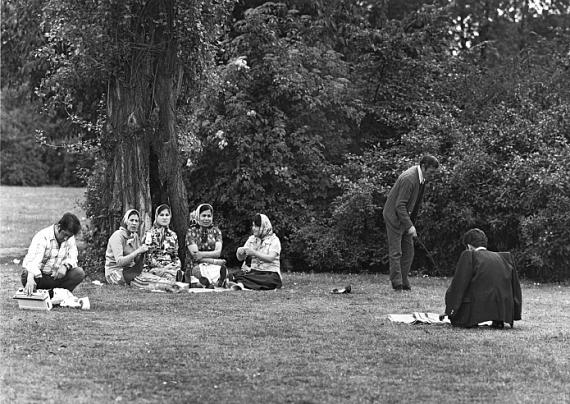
[156,204,170,216]
[58,212,81,235]
[199,204,212,214]
[253,213,262,227]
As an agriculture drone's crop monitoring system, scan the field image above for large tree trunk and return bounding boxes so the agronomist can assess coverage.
[104,78,153,236]
[152,0,190,264]
[100,1,190,263]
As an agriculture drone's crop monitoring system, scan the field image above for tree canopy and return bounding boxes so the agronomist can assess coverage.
[2,0,569,280]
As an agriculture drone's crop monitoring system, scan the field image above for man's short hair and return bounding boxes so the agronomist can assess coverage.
[420,155,439,170]
[463,228,488,248]
[58,213,81,235]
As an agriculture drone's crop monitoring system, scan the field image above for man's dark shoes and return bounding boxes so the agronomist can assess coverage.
[392,284,404,291]
[491,321,505,329]
[402,285,411,291]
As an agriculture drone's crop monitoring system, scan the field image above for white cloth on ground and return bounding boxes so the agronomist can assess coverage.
[51,288,90,310]
[388,312,450,325]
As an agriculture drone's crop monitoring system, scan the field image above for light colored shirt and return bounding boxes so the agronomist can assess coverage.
[22,225,78,278]
[105,228,141,283]
[242,233,281,276]
[417,165,425,184]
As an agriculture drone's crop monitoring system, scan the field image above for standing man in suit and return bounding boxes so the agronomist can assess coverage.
[382,155,439,291]
[445,228,522,328]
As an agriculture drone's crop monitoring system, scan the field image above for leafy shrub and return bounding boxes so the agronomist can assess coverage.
[1,88,49,185]
[1,87,91,187]
[184,3,358,265]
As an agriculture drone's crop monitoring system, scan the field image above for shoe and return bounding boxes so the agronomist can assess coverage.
[331,285,352,294]
[218,265,228,287]
[392,284,404,291]
[229,281,244,291]
[402,285,411,291]
[491,321,504,329]
[199,276,210,288]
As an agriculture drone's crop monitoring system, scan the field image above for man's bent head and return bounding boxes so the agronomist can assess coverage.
[463,228,488,249]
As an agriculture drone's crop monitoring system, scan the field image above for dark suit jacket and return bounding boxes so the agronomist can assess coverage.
[445,250,522,327]
[382,166,422,231]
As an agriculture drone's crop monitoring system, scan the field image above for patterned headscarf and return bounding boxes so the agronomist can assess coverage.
[256,213,274,240]
[120,209,140,237]
[153,204,171,228]
[192,203,214,228]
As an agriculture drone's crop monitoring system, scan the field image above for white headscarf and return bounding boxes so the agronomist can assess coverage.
[191,203,214,228]
[120,209,140,234]
[256,213,273,240]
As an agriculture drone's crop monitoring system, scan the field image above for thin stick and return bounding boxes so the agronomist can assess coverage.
[415,236,438,270]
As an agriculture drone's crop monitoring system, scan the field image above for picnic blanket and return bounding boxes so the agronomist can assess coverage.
[188,287,236,293]
[131,273,187,293]
[388,312,450,325]
[388,313,496,326]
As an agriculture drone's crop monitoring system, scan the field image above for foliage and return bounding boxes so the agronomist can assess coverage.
[184,2,359,264]
[29,0,236,269]
[305,17,570,279]
[0,89,49,186]
[0,86,89,186]
[0,0,94,187]
[2,0,569,280]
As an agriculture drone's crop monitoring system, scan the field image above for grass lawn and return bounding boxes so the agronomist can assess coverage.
[1,187,569,403]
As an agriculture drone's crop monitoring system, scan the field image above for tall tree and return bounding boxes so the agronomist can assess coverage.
[35,0,232,253]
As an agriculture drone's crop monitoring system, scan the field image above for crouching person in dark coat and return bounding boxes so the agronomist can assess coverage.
[445,228,522,328]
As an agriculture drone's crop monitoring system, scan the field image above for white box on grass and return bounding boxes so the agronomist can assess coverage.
[13,289,52,311]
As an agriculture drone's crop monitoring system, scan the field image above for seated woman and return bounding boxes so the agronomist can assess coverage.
[229,213,282,291]
[185,203,226,288]
[130,204,181,290]
[105,209,149,285]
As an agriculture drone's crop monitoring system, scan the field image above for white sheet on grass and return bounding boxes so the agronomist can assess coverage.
[388,312,450,325]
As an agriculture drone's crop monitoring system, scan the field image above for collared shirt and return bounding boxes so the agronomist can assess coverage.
[417,165,425,184]
[22,225,78,278]
[242,233,281,276]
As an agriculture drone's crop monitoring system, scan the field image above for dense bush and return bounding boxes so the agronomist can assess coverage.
[4,0,569,281]
[1,87,91,187]
[1,88,48,185]
[183,3,359,266]
[297,42,570,280]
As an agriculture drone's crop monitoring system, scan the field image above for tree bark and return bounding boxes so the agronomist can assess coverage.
[152,1,190,264]
[105,78,153,236]
[100,1,190,261]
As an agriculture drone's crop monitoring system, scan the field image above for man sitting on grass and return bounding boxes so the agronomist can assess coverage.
[21,213,85,296]
[445,228,522,328]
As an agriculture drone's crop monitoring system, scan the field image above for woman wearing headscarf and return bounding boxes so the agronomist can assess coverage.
[105,209,149,285]
[185,203,226,287]
[130,204,182,290]
[230,213,282,290]
[144,204,181,272]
